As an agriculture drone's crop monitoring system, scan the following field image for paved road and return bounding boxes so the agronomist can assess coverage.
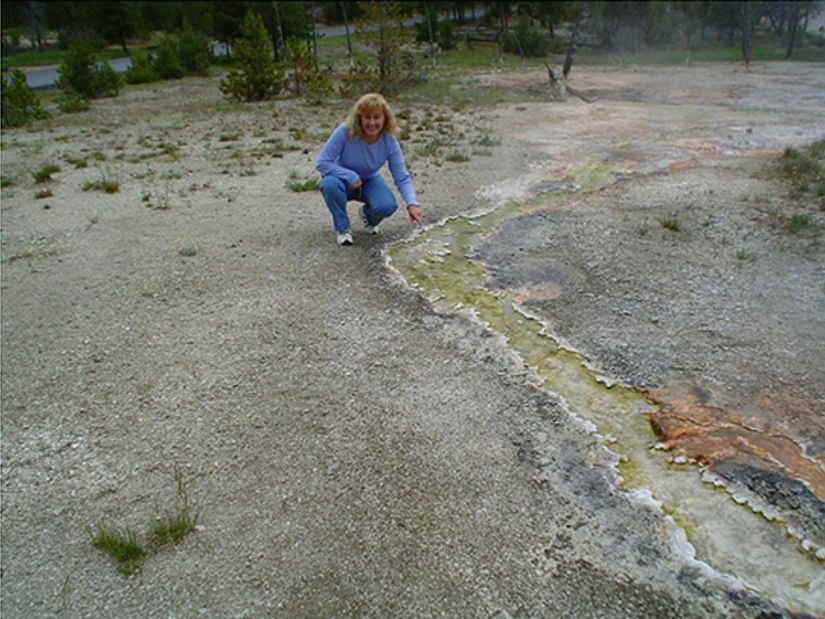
[16,57,133,90]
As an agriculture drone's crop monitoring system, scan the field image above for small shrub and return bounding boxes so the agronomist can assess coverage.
[56,90,91,113]
[437,18,457,51]
[125,50,160,84]
[1,176,15,188]
[808,139,825,160]
[505,17,554,57]
[58,42,123,99]
[219,133,241,142]
[178,27,211,76]
[338,61,378,99]
[781,147,821,181]
[1,69,50,128]
[33,163,61,183]
[35,188,53,199]
[154,36,185,80]
[303,70,335,106]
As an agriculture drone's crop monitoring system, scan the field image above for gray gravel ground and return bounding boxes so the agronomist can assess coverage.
[2,63,822,617]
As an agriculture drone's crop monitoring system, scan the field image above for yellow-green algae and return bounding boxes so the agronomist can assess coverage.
[387,159,825,615]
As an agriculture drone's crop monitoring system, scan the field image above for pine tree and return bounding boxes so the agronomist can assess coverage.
[219,11,286,101]
[356,1,410,92]
[1,69,51,128]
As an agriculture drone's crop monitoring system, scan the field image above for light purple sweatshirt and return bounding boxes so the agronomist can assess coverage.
[315,124,417,206]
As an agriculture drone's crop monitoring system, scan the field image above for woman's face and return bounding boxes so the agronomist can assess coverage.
[360,108,385,142]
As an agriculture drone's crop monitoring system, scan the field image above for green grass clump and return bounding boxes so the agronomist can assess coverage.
[90,465,200,577]
[780,141,824,208]
[446,151,471,162]
[659,216,680,231]
[781,147,821,181]
[415,138,446,158]
[784,213,822,237]
[148,503,200,547]
[472,135,501,147]
[66,157,88,168]
[82,179,120,193]
[32,163,61,183]
[286,178,319,192]
[90,525,146,576]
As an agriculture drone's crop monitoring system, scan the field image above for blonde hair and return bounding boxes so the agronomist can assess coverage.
[344,93,398,139]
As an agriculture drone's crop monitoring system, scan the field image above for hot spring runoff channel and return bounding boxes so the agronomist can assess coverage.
[386,161,824,616]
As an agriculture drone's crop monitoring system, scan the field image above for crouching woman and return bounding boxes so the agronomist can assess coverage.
[315,93,423,245]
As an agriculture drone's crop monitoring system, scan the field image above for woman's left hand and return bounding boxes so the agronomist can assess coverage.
[407,204,423,225]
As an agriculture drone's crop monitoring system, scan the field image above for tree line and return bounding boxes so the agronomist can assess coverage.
[2,1,821,60]
[2,1,823,128]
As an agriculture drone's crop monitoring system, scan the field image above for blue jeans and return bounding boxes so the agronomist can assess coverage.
[319,174,398,232]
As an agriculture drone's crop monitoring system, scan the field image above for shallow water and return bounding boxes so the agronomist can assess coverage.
[386,165,825,616]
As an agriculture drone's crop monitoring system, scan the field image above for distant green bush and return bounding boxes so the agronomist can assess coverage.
[1,69,50,128]
[57,42,123,99]
[125,50,160,84]
[505,17,558,57]
[126,29,210,85]
[416,17,457,51]
[154,36,185,80]
[437,18,457,51]
[178,28,211,76]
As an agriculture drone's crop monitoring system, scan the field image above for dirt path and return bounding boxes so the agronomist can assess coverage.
[1,62,822,617]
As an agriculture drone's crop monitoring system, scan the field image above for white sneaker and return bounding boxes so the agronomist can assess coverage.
[360,205,379,235]
[336,230,354,245]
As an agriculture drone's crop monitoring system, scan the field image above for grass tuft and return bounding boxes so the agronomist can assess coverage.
[286,178,319,192]
[66,157,88,169]
[82,178,120,193]
[658,216,680,231]
[785,213,822,236]
[445,151,471,162]
[90,464,200,577]
[33,163,61,183]
[89,525,146,576]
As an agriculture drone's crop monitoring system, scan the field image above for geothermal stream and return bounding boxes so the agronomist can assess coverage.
[386,161,824,616]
